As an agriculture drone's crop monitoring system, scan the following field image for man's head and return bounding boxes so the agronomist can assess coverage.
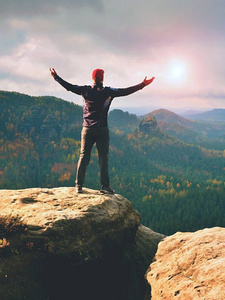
[92,68,104,83]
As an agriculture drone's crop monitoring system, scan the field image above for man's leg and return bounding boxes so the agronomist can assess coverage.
[96,127,110,188]
[75,127,95,189]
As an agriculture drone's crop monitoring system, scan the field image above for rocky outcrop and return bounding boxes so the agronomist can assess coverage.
[146,227,225,299]
[139,116,164,138]
[139,116,158,133]
[0,187,164,300]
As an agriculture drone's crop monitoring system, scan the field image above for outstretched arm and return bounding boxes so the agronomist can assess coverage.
[49,67,84,95]
[110,76,155,98]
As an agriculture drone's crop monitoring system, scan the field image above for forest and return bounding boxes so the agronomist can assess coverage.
[1,90,225,235]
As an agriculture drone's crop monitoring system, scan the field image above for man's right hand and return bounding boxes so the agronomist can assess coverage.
[49,68,57,77]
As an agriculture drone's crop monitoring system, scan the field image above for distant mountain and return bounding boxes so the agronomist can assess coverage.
[185,109,225,122]
[181,110,206,118]
[144,109,193,127]
[143,108,225,141]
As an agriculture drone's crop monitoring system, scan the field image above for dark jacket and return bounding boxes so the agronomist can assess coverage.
[54,74,145,127]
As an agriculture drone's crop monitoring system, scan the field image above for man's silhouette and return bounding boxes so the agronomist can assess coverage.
[50,68,155,193]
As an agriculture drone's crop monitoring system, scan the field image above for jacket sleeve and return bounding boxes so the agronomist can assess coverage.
[54,74,84,95]
[109,82,146,98]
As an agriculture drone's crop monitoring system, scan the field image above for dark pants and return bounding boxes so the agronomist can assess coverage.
[75,126,110,188]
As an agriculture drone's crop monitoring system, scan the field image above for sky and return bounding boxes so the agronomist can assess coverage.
[1,0,225,114]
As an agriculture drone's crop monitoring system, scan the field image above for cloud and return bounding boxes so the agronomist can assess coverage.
[0,0,103,17]
[1,0,225,110]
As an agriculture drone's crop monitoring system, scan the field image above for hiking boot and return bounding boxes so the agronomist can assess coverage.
[75,185,83,193]
[100,186,115,194]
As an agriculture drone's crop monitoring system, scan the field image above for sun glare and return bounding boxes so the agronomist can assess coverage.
[166,59,187,85]
[171,64,185,78]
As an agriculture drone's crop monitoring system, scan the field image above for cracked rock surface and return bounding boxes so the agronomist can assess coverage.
[146,227,225,300]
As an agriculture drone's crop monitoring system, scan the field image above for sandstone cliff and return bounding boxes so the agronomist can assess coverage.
[146,227,225,300]
[0,187,164,300]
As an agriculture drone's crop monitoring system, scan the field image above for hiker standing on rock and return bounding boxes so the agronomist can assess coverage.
[50,67,155,194]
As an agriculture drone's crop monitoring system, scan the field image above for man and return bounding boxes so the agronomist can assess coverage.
[50,67,155,194]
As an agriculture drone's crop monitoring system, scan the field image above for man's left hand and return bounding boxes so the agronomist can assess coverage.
[143,76,155,86]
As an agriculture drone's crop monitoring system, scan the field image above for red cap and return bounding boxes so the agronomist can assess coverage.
[92,69,104,81]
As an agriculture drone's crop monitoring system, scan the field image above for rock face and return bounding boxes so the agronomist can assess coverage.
[139,116,158,133]
[0,187,164,300]
[146,227,225,300]
[139,116,164,138]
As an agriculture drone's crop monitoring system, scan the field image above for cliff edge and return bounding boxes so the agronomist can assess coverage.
[0,187,164,300]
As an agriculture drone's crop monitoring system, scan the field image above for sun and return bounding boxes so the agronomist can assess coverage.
[171,64,185,78]
[167,59,187,84]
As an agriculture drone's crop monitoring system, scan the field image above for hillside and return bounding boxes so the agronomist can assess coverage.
[108,109,139,133]
[0,90,83,141]
[1,90,225,235]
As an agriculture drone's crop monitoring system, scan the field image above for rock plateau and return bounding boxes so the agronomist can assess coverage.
[0,187,164,300]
